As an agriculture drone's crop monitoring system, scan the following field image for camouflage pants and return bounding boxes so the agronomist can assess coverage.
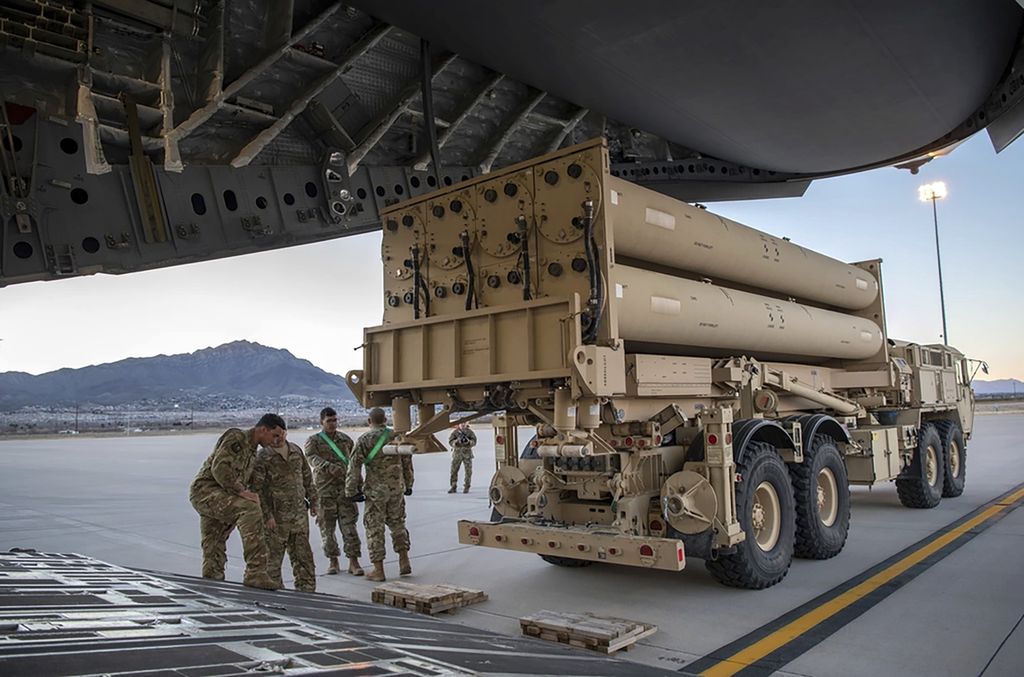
[317,491,362,559]
[450,449,473,489]
[267,523,316,592]
[363,492,410,563]
[190,487,268,580]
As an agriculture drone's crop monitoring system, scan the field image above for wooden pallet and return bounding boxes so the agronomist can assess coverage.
[519,610,657,654]
[371,581,488,615]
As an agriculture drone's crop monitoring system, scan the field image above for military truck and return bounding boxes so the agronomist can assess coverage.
[345,138,977,589]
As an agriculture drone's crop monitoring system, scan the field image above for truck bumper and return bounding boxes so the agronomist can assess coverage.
[457,519,686,571]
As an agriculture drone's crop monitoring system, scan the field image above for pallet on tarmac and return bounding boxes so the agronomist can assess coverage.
[371,581,488,615]
[519,609,657,654]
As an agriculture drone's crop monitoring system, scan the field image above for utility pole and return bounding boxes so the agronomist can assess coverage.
[918,181,949,345]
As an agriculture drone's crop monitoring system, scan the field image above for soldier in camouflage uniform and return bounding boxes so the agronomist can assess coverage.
[346,407,414,582]
[188,413,285,589]
[448,422,477,494]
[304,407,365,576]
[251,429,318,592]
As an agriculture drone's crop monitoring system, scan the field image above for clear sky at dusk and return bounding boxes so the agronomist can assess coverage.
[0,131,1021,380]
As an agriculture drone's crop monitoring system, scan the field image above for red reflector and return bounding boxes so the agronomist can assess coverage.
[637,439,646,448]
[677,546,684,562]
[608,547,620,556]
[725,433,732,445]
[610,438,619,446]
[577,544,586,552]
[639,544,654,557]
[548,541,558,548]
[655,435,662,445]
[495,435,504,445]
[707,433,719,445]
[650,519,664,532]
[624,436,634,447]
[469,527,480,537]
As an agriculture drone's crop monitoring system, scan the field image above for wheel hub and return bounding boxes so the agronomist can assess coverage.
[816,467,839,527]
[926,445,939,486]
[752,481,781,551]
[949,441,961,478]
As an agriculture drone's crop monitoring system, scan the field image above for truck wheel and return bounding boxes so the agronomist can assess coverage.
[933,421,966,498]
[705,442,795,589]
[539,554,593,568]
[789,435,850,560]
[896,424,945,508]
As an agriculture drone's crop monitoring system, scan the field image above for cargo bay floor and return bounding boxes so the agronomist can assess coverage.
[1,414,1021,676]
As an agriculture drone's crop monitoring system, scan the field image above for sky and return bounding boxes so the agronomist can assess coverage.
[1,131,1021,380]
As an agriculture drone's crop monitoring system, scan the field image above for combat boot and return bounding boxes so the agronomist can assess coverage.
[347,557,365,576]
[448,486,456,494]
[243,572,281,590]
[398,551,412,576]
[366,561,386,582]
[327,556,340,575]
[463,486,470,493]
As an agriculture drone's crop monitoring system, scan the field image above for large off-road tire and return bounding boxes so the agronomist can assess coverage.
[896,424,945,508]
[933,420,966,498]
[705,442,796,589]
[539,554,594,568]
[788,435,851,560]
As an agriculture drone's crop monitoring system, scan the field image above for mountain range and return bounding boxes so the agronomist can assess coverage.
[1,343,1019,410]
[0,341,354,410]
[972,378,1024,396]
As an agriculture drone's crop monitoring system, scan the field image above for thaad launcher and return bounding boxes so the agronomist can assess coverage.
[346,138,976,589]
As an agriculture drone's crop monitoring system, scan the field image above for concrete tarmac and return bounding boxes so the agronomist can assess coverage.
[1,414,1021,676]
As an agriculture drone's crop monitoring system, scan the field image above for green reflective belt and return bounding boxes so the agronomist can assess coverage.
[318,432,348,465]
[365,430,391,465]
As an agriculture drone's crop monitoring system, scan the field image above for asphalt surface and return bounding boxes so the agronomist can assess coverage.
[1,414,1021,676]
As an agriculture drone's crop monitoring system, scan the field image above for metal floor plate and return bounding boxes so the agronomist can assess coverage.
[0,550,677,676]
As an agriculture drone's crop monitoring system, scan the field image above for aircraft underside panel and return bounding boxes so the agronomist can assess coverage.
[0,1,1021,286]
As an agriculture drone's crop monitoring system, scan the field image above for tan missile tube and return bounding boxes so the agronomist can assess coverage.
[606,176,879,311]
[613,265,883,361]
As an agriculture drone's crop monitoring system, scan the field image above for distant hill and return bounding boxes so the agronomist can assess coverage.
[973,378,1024,396]
[0,341,354,409]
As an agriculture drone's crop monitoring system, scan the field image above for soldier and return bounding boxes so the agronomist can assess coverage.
[448,421,477,494]
[252,429,318,592]
[304,407,365,576]
[188,413,285,589]
[346,407,414,582]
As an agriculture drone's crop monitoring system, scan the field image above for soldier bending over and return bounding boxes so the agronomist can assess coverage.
[346,407,414,582]
[188,413,284,589]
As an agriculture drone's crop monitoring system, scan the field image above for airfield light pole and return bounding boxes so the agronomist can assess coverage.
[918,181,949,345]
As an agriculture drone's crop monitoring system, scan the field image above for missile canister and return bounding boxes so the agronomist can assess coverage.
[606,176,878,311]
[613,265,883,360]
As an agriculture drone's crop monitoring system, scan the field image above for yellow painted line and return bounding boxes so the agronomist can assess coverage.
[702,486,1024,677]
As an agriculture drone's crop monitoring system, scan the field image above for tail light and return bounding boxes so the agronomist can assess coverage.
[677,546,684,562]
[707,433,719,445]
[468,526,480,537]
[650,519,664,533]
[495,435,505,445]
[624,436,634,448]
[639,544,655,557]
